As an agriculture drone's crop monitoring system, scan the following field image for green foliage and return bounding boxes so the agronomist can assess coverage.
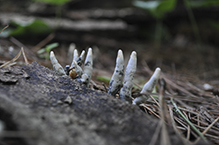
[209,20,219,31]
[133,0,176,48]
[133,0,176,19]
[37,43,59,59]
[133,0,219,20]
[187,0,219,8]
[2,19,52,37]
[96,76,111,84]
[33,0,71,25]
[33,0,71,5]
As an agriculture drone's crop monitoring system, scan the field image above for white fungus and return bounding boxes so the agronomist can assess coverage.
[80,48,93,86]
[133,67,161,105]
[108,49,124,96]
[50,51,66,76]
[119,51,137,103]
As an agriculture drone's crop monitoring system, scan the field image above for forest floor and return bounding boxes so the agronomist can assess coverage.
[0,0,219,145]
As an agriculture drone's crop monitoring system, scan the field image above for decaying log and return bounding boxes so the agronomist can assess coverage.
[0,62,206,145]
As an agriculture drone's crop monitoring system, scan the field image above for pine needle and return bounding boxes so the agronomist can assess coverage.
[194,117,219,144]
[0,48,22,68]
[171,98,208,142]
[21,47,29,65]
[0,25,9,34]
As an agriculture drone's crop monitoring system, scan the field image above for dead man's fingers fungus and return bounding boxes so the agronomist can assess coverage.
[119,51,137,103]
[133,67,161,105]
[108,49,124,97]
[50,51,66,76]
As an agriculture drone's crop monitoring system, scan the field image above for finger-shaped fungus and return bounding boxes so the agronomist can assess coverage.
[133,67,161,105]
[71,49,78,68]
[50,51,66,76]
[119,51,137,103]
[108,49,124,97]
[68,43,75,63]
[77,50,85,67]
[80,48,93,86]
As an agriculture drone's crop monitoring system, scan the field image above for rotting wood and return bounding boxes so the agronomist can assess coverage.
[0,62,185,145]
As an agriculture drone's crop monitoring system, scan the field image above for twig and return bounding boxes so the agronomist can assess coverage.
[21,47,29,65]
[194,117,219,144]
[191,117,219,132]
[102,82,108,92]
[169,106,189,145]
[159,79,171,145]
[183,111,191,141]
[150,95,160,108]
[140,104,160,119]
[197,114,200,127]
[205,133,219,139]
[139,92,160,107]
[0,25,9,34]
[176,106,199,116]
[32,33,55,52]
[10,37,29,50]
[133,82,142,90]
[202,117,219,135]
[174,116,199,138]
[10,37,38,61]
[171,98,208,142]
[173,98,194,110]
[174,117,189,130]
[0,48,22,68]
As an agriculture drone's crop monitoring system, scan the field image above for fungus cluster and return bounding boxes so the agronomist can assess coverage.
[50,45,161,105]
[50,48,93,86]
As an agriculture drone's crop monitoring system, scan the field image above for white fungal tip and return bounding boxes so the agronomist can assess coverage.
[155,67,161,74]
[50,51,56,63]
[125,51,137,74]
[69,43,76,50]
[76,50,86,67]
[81,50,85,57]
[88,48,92,55]
[119,51,137,103]
[118,49,123,58]
[69,43,75,54]
[68,43,75,63]
[81,48,93,86]
[84,48,93,65]
[71,49,79,68]
[130,51,137,59]
[50,51,66,76]
[50,51,54,56]
[116,49,124,65]
[152,67,161,81]
[74,49,78,59]
[108,49,124,96]
[140,67,161,94]
[74,49,78,53]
